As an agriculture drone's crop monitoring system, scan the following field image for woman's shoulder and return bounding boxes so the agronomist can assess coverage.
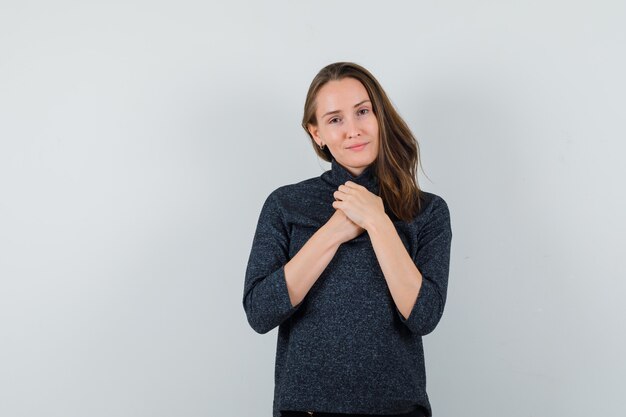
[266,176,326,202]
[255,177,325,218]
[413,190,451,221]
[419,190,448,206]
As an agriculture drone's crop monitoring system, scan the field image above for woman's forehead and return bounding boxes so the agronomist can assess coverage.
[316,78,370,112]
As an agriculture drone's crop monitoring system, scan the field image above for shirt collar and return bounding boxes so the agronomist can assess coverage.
[321,156,379,194]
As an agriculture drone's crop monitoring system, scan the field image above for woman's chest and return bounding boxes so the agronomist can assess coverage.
[284,201,416,260]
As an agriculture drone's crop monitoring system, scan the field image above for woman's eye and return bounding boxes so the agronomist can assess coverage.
[358,108,369,116]
[329,117,340,124]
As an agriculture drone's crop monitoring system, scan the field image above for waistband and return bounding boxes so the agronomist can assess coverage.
[280,405,427,417]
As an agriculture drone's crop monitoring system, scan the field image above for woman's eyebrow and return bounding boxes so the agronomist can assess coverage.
[321,109,341,119]
[321,99,371,119]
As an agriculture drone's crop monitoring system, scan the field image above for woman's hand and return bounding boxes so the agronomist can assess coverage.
[332,181,386,231]
[325,208,365,245]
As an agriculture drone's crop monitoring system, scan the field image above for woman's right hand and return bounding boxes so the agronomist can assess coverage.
[325,207,366,245]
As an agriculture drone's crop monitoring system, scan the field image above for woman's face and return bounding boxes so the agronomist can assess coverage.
[308,77,379,177]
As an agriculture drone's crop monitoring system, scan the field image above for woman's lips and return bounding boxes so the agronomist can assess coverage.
[348,143,368,151]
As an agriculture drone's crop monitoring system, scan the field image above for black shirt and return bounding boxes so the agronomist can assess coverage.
[243,157,453,417]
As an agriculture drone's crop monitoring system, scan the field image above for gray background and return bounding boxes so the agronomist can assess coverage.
[1,1,625,416]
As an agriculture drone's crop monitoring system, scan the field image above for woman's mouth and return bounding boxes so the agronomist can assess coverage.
[347,143,368,151]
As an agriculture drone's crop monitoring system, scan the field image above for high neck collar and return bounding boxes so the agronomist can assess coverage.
[321,157,379,194]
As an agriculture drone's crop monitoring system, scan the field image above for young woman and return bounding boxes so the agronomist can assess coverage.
[243,62,452,417]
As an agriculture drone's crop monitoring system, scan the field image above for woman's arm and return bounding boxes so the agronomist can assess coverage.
[366,215,423,320]
[366,197,452,335]
[332,182,452,335]
[331,181,424,320]
[244,191,359,334]
[283,223,342,307]
[285,205,367,306]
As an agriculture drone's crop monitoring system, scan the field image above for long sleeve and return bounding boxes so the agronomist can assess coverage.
[395,196,452,335]
[248,160,446,415]
[251,161,445,415]
[243,191,301,334]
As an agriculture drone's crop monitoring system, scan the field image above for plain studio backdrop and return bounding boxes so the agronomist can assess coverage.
[1,1,625,416]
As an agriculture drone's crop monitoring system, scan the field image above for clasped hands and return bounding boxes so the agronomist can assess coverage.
[332,181,386,232]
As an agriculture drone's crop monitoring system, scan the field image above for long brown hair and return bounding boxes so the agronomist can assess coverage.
[302,62,425,221]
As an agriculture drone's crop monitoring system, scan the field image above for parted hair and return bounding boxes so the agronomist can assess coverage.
[302,62,425,221]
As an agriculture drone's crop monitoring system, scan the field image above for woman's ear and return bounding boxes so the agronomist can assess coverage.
[307,123,321,146]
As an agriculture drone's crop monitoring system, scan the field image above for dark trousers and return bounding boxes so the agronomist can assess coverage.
[280,405,428,417]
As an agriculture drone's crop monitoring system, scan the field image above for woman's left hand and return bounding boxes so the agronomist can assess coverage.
[332,181,387,230]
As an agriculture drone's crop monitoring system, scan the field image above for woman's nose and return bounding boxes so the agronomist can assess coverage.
[345,117,361,138]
